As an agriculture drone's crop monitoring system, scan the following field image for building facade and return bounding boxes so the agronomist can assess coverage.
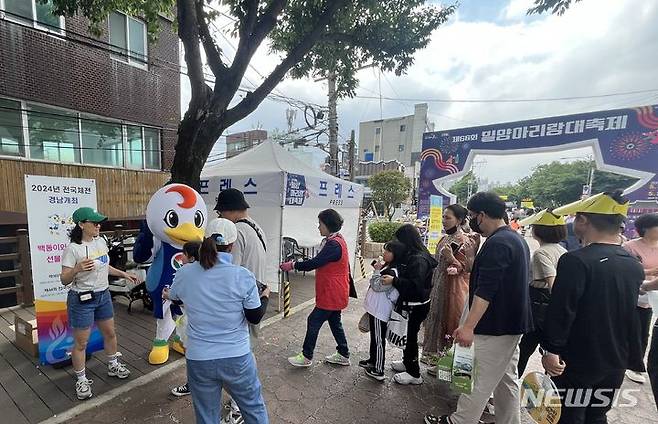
[226,129,268,158]
[358,103,434,167]
[0,3,179,219]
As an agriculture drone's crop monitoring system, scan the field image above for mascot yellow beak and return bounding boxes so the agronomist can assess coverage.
[164,222,204,246]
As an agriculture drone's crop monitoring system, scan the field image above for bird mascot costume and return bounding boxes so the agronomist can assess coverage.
[133,184,207,365]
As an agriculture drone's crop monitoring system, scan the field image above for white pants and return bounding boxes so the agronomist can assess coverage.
[155,299,177,341]
[450,334,522,424]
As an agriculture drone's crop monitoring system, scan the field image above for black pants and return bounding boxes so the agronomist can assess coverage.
[402,302,430,378]
[518,329,542,377]
[647,318,658,411]
[302,307,349,360]
[368,314,388,373]
[552,369,625,424]
[638,306,653,359]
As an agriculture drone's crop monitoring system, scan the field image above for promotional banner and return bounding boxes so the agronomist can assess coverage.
[419,104,658,218]
[426,195,443,254]
[25,175,103,365]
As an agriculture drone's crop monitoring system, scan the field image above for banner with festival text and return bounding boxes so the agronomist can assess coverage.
[25,175,103,365]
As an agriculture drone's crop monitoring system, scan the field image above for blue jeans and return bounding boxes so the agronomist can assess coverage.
[186,353,268,424]
[67,289,114,329]
[302,307,349,360]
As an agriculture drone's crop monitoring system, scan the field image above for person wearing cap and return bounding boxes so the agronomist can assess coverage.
[540,191,645,423]
[163,218,270,424]
[212,188,268,422]
[516,210,567,377]
[61,207,139,400]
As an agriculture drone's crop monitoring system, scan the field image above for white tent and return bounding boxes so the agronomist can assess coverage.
[200,141,364,292]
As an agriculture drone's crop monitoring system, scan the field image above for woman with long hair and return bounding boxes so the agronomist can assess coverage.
[380,224,438,385]
[422,204,480,368]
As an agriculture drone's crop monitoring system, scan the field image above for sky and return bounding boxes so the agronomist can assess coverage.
[181,0,658,183]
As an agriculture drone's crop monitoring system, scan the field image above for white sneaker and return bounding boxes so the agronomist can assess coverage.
[108,361,131,379]
[625,370,646,384]
[394,372,423,385]
[325,351,350,366]
[391,361,406,373]
[75,378,93,400]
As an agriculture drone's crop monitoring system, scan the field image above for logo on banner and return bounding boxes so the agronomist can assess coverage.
[285,173,307,206]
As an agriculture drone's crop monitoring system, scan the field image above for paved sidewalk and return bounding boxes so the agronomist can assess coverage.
[64,278,657,423]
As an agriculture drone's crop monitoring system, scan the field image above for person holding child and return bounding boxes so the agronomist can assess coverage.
[360,240,406,381]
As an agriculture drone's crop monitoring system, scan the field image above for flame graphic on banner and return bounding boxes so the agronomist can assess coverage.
[421,148,459,174]
[635,106,658,129]
[45,316,70,364]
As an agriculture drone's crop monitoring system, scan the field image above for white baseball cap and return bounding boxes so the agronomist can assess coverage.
[205,218,238,245]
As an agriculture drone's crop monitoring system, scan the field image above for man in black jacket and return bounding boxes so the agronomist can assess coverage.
[426,192,533,424]
[541,191,644,423]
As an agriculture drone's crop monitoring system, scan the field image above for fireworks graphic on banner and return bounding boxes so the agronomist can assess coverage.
[610,132,652,161]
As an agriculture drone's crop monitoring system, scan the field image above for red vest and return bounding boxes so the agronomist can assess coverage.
[315,233,349,311]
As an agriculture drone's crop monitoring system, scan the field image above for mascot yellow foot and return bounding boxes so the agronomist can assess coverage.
[170,337,186,355]
[149,340,170,365]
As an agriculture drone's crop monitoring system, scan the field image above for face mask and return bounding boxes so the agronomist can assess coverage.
[469,214,483,234]
[445,225,458,235]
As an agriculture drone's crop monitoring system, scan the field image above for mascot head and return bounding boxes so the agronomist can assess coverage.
[146,184,207,249]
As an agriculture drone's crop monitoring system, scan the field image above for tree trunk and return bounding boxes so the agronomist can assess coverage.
[169,110,225,191]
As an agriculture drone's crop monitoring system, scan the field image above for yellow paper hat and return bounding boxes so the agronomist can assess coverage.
[518,209,566,227]
[553,192,629,217]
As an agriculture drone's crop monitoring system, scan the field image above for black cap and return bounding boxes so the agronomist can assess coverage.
[214,188,250,211]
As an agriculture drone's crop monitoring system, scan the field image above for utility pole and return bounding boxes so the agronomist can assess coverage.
[328,72,339,176]
[348,129,355,182]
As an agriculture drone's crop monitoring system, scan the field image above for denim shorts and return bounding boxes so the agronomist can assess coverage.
[67,289,114,329]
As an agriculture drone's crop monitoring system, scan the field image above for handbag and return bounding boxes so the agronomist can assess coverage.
[358,312,370,333]
[348,272,358,299]
[386,302,409,348]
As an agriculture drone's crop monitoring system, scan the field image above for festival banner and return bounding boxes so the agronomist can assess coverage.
[25,175,104,365]
[419,104,658,218]
[426,195,443,254]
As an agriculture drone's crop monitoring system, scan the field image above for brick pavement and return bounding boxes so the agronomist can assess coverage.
[66,279,657,423]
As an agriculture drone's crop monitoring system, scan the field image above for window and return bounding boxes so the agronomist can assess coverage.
[375,127,381,135]
[0,98,23,157]
[126,125,143,168]
[143,127,161,170]
[109,11,147,67]
[81,117,124,167]
[398,144,405,152]
[400,124,406,132]
[28,105,79,163]
[2,0,64,32]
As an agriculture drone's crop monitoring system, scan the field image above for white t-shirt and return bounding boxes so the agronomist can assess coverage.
[232,218,267,285]
[61,238,110,292]
[530,243,567,289]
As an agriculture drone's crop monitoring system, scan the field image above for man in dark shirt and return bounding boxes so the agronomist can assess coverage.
[427,192,533,424]
[542,191,644,423]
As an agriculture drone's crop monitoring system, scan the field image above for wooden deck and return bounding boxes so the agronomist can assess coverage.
[0,273,316,423]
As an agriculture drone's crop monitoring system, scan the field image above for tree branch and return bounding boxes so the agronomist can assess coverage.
[195,1,228,77]
[223,0,349,127]
[238,0,260,39]
[178,0,211,112]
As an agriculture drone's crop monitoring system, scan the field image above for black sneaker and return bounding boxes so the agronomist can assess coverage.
[171,383,191,397]
[358,359,373,369]
[365,367,385,381]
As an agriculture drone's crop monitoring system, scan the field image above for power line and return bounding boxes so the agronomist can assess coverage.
[353,88,658,104]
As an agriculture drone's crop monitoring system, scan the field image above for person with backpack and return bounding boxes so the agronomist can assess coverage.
[380,224,438,385]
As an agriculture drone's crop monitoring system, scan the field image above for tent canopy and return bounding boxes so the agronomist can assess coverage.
[200,142,364,290]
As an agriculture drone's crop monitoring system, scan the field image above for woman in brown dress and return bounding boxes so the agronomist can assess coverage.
[421,204,479,364]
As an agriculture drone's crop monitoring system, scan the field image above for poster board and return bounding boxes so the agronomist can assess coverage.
[426,195,443,255]
[25,175,104,365]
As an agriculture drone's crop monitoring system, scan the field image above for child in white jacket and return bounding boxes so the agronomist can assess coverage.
[360,240,406,381]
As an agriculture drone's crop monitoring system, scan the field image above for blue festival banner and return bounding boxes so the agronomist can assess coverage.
[419,105,658,218]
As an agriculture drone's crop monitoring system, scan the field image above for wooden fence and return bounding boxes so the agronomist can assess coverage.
[0,226,142,309]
